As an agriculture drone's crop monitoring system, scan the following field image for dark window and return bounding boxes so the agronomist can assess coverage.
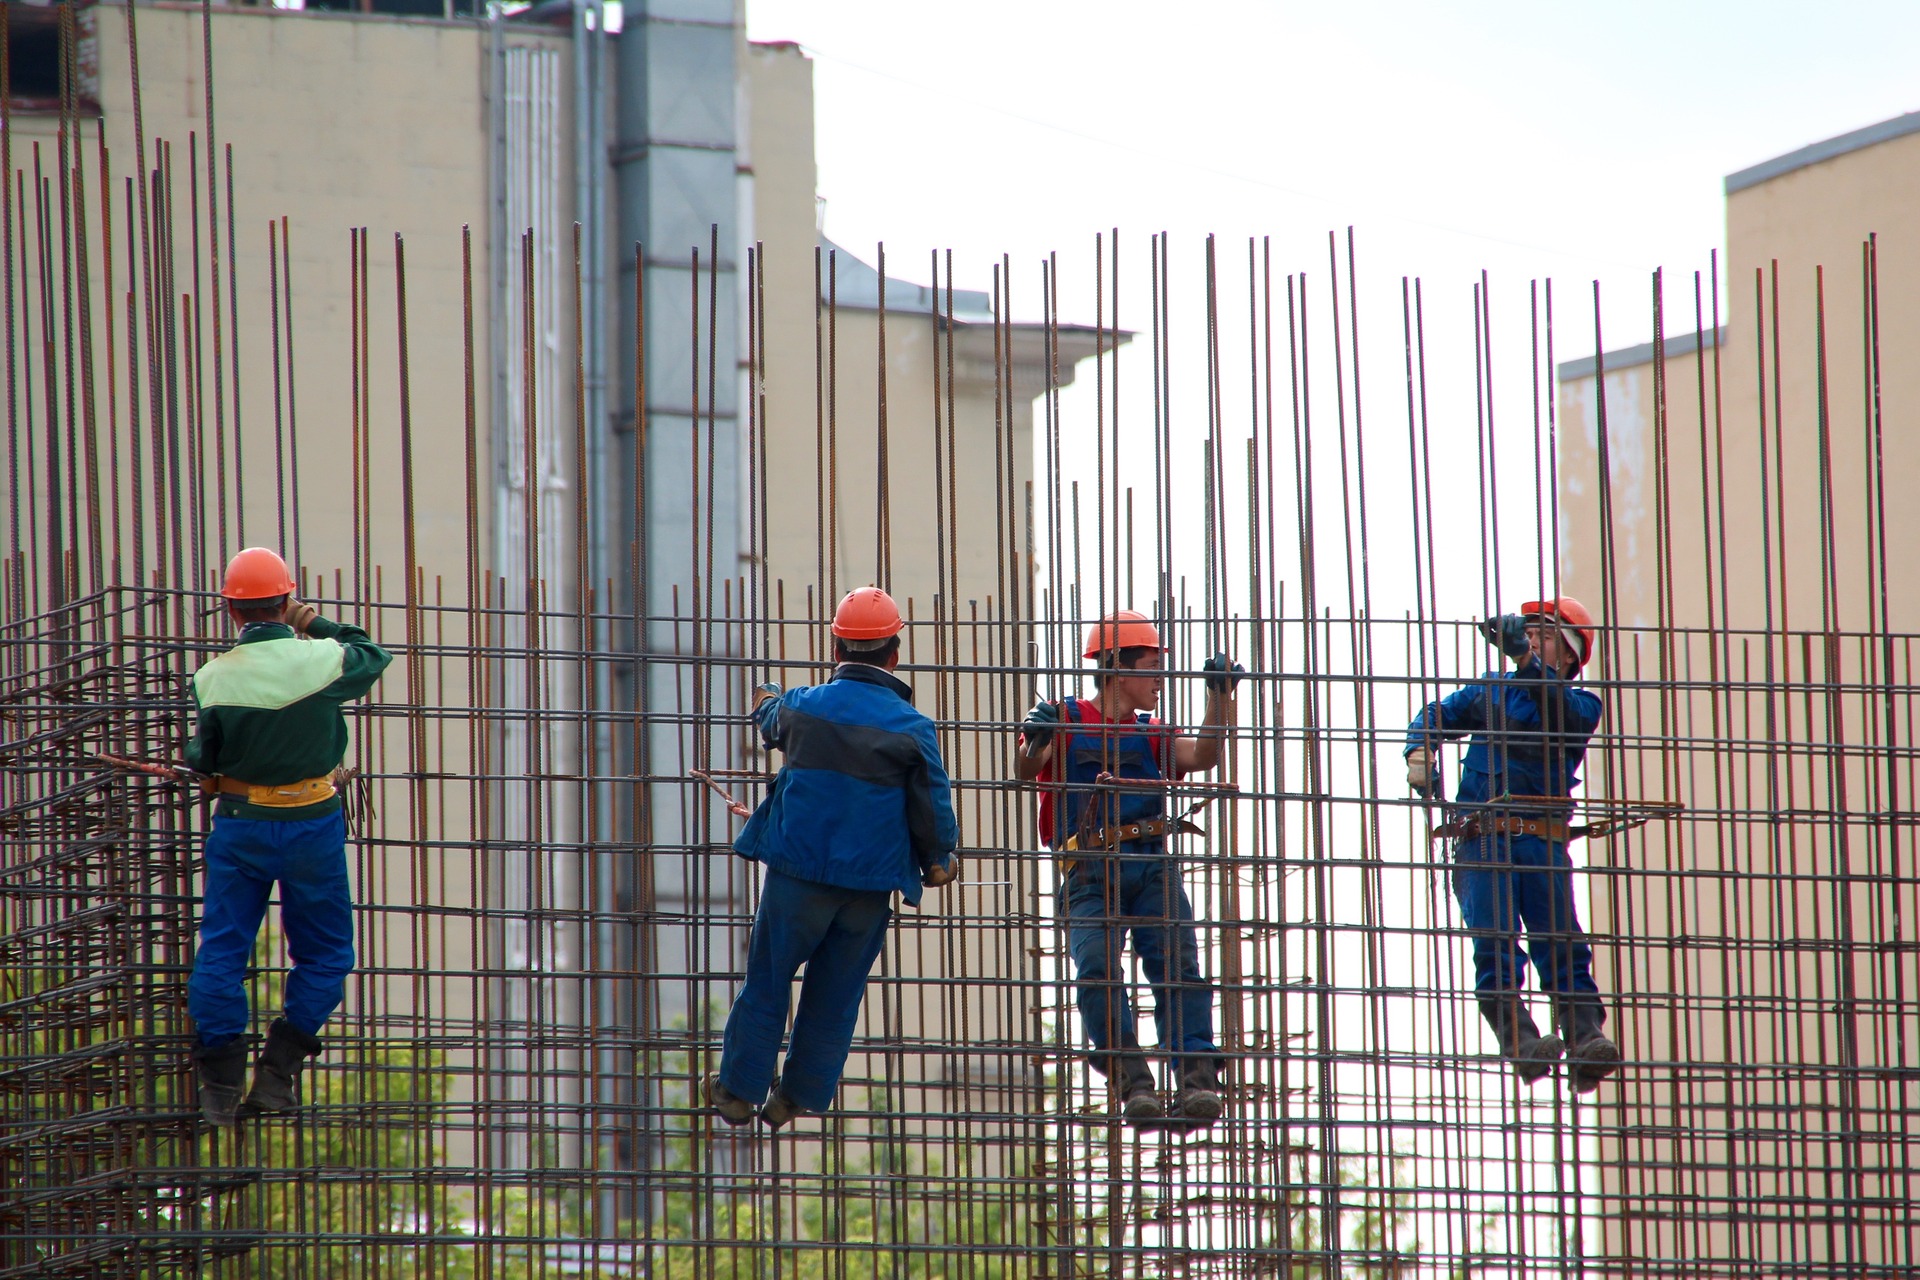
[6,8,65,107]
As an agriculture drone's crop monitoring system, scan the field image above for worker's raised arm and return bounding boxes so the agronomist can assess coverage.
[1174,653,1244,775]
[1015,698,1060,781]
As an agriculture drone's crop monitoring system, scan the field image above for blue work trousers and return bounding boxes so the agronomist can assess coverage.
[1451,834,1599,1001]
[188,811,355,1048]
[719,869,894,1113]
[1063,856,1220,1079]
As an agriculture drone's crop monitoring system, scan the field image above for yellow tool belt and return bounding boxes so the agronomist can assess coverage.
[1055,816,1202,875]
[209,774,337,808]
[1436,814,1571,843]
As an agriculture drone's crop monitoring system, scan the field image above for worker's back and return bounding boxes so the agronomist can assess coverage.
[734,663,957,906]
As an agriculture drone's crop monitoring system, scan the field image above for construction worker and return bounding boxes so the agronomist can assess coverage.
[706,586,960,1129]
[1017,611,1244,1123]
[185,547,392,1126]
[1404,596,1620,1092]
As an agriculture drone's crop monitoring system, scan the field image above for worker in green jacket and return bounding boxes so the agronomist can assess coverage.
[185,547,392,1126]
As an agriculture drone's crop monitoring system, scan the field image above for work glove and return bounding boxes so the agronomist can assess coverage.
[1021,699,1063,750]
[1202,652,1247,695]
[922,851,961,889]
[752,682,782,710]
[1406,747,1438,798]
[285,599,319,634]
[1480,614,1532,662]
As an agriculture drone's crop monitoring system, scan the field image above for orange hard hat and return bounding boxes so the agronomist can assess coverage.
[1520,595,1597,670]
[832,586,903,640]
[1082,610,1163,659]
[221,547,295,601]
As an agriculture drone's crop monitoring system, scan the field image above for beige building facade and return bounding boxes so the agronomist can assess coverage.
[1558,112,1920,1270]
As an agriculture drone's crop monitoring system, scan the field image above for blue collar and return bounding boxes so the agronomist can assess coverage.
[831,662,914,704]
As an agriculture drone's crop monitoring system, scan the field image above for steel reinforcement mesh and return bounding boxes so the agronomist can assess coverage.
[4,7,1920,1277]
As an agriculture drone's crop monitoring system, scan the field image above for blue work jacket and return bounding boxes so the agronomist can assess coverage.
[1404,660,1603,813]
[735,663,959,906]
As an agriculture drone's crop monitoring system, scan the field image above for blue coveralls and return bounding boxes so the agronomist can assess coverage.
[721,663,959,1113]
[1405,660,1606,1018]
[1048,699,1220,1080]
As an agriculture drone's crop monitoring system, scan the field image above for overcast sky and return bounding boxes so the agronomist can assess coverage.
[746,0,1920,358]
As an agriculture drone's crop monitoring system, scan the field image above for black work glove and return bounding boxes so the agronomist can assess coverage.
[1202,652,1247,695]
[1479,614,1532,662]
[1021,699,1062,749]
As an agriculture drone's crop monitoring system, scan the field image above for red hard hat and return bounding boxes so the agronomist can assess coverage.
[1082,610,1163,659]
[221,547,296,601]
[832,586,903,640]
[1520,595,1597,670]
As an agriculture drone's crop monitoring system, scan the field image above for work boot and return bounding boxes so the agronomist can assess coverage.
[1115,1056,1164,1121]
[1174,1061,1224,1124]
[759,1083,810,1130]
[242,1018,323,1115]
[1478,995,1564,1085]
[1557,998,1621,1093]
[192,1037,250,1128]
[704,1072,755,1127]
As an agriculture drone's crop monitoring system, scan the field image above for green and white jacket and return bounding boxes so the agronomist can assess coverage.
[185,616,393,821]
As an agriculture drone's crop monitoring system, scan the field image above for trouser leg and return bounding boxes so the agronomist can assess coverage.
[719,870,837,1105]
[1129,859,1220,1083]
[1065,866,1140,1077]
[187,818,276,1048]
[275,811,355,1038]
[1452,840,1529,996]
[779,889,893,1112]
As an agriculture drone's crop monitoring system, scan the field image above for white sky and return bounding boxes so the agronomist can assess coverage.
[747,0,1920,357]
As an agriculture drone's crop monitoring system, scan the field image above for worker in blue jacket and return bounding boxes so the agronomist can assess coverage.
[1404,595,1619,1092]
[706,586,960,1129]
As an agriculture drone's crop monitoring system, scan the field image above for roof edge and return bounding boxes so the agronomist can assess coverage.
[1557,326,1725,384]
[1725,110,1920,195]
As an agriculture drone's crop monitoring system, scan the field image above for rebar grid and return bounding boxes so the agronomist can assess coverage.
[3,4,1918,1278]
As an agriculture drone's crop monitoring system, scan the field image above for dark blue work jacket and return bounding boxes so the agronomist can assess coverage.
[1045,698,1176,855]
[1404,660,1604,817]
[735,663,959,907]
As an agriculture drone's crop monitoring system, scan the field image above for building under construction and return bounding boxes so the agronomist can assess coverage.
[3,3,1918,1276]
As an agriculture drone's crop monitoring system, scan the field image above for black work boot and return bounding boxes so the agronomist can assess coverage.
[1557,998,1620,1093]
[1478,995,1564,1085]
[1114,1056,1163,1121]
[242,1018,324,1115]
[1174,1060,1224,1124]
[192,1037,250,1128]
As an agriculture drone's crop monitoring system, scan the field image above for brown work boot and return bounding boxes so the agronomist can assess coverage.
[759,1083,811,1130]
[704,1072,754,1127]
[1556,997,1620,1093]
[1175,1062,1224,1124]
[1114,1056,1163,1121]
[1478,995,1564,1085]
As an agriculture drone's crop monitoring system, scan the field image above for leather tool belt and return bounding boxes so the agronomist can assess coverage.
[1435,814,1571,843]
[1057,815,1204,875]
[1075,815,1203,851]
[209,774,337,808]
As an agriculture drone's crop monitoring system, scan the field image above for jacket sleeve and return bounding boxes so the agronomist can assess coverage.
[183,684,220,775]
[307,615,394,702]
[752,694,786,751]
[1405,682,1486,756]
[906,720,960,867]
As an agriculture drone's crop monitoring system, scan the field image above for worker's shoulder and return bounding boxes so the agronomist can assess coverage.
[194,635,348,710]
[792,678,930,731]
